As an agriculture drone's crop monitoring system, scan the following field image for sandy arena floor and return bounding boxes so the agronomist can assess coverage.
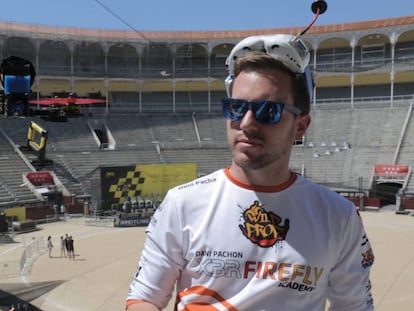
[0,208,413,311]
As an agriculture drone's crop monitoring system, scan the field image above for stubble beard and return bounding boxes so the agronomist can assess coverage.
[231,138,292,171]
[230,126,295,171]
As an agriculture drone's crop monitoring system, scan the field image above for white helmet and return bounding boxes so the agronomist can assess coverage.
[224,34,313,102]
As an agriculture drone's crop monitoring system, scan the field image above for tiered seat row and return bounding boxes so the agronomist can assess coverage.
[0,103,413,206]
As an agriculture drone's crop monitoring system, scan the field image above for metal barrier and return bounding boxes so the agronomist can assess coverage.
[85,217,114,227]
[20,236,46,275]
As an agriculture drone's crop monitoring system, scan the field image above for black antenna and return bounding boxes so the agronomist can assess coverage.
[93,0,149,41]
[292,0,328,41]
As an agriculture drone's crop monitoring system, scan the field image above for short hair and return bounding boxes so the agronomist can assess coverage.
[232,51,311,115]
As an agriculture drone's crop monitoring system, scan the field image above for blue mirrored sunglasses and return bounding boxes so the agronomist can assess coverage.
[221,97,302,125]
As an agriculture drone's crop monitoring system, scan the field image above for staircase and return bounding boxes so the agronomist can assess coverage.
[395,104,414,192]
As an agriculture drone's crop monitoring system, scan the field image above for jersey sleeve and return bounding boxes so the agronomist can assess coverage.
[327,207,375,310]
[127,190,185,309]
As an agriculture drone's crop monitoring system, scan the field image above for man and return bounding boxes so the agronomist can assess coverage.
[126,34,374,310]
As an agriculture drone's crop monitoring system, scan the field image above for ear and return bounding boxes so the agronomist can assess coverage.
[295,114,311,139]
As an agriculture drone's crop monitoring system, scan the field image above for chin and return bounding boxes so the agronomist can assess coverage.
[233,157,266,171]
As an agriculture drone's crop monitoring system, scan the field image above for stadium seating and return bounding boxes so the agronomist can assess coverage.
[0,100,413,210]
[290,105,411,192]
[1,16,414,211]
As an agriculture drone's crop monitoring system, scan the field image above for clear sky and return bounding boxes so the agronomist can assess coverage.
[1,0,412,32]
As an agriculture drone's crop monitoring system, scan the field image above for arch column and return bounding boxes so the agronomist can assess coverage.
[389,34,397,107]
[66,41,75,92]
[350,38,357,109]
[133,43,146,114]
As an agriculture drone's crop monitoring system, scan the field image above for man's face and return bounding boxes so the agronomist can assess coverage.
[227,69,309,172]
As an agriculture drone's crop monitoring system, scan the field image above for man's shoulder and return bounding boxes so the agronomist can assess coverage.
[295,175,355,207]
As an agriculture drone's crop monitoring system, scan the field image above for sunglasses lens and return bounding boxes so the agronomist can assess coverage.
[255,102,282,124]
[222,98,247,121]
[222,98,286,125]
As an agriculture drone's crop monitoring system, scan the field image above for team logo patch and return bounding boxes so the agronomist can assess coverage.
[239,200,290,247]
[361,248,375,268]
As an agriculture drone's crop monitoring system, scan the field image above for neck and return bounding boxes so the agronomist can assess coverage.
[229,162,292,187]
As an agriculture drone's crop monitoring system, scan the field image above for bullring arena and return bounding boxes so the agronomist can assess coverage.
[1,12,414,311]
[1,210,414,310]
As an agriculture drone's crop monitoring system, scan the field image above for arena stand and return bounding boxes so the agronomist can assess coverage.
[1,100,414,217]
[1,16,414,217]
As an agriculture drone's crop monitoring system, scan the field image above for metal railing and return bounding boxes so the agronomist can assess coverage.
[20,236,46,275]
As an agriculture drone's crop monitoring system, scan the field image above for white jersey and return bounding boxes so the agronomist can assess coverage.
[127,168,374,310]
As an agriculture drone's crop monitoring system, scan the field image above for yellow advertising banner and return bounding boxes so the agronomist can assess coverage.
[101,163,197,210]
[4,206,26,221]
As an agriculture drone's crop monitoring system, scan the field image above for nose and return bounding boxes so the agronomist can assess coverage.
[239,109,259,130]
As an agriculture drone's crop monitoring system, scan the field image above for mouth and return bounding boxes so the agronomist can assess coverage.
[236,137,261,147]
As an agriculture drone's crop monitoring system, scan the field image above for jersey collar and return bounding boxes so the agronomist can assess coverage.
[224,167,297,193]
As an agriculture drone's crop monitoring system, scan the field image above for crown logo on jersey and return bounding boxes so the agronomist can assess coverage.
[239,201,290,247]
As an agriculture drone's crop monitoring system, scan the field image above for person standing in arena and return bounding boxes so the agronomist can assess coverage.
[47,236,53,258]
[60,235,66,257]
[67,235,75,260]
[125,34,375,310]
